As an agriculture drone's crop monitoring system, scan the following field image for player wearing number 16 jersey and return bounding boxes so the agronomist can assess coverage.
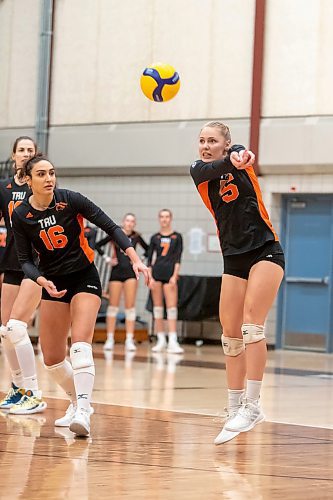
[190,122,284,445]
[12,154,150,437]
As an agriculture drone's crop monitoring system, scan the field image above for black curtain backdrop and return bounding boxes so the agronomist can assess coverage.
[146,275,221,321]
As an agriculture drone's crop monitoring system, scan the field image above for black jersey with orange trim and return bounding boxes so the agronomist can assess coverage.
[12,188,132,282]
[147,232,183,281]
[0,177,31,272]
[95,231,148,271]
[190,148,278,256]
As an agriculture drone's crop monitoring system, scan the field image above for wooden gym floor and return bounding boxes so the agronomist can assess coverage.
[1,344,333,499]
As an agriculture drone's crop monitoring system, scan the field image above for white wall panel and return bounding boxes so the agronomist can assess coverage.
[2,0,333,128]
[263,0,333,116]
[0,0,40,127]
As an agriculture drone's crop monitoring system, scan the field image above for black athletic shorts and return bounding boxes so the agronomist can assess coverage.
[109,265,136,283]
[223,241,285,280]
[152,266,174,284]
[3,270,26,286]
[42,264,102,303]
[152,276,172,285]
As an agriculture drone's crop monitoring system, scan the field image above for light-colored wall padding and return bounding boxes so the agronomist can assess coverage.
[263,0,333,116]
[0,0,40,128]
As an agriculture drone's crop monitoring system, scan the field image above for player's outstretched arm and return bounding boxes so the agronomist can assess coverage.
[190,144,248,183]
[69,191,133,251]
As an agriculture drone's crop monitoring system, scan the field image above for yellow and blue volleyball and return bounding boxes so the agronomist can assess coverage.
[140,63,180,102]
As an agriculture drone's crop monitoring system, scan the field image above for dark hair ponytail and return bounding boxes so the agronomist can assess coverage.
[22,153,50,178]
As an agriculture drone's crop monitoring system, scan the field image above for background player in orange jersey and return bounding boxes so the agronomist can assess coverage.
[12,154,150,437]
[95,212,149,352]
[148,209,183,354]
[191,122,285,444]
[0,137,46,415]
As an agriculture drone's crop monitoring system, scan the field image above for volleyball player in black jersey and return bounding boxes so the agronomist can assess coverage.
[0,137,46,415]
[191,122,284,444]
[95,213,148,351]
[12,154,150,437]
[147,209,183,354]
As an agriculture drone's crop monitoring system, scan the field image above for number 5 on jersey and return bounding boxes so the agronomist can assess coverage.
[40,225,68,250]
[219,174,239,203]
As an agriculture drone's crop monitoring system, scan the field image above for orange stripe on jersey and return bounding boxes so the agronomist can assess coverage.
[197,181,220,237]
[77,215,95,263]
[198,181,216,220]
[246,167,279,241]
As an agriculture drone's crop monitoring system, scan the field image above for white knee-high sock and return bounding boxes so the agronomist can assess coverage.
[45,359,76,402]
[70,342,95,412]
[7,319,38,391]
[0,325,23,388]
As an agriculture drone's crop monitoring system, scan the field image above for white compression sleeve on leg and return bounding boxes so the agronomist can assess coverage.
[0,324,22,387]
[7,319,38,391]
[70,342,95,411]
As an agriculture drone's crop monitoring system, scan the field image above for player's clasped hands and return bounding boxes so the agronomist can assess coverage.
[230,149,255,170]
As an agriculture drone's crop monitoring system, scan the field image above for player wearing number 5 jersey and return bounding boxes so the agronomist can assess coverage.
[191,122,284,445]
[12,154,150,437]
[0,136,45,416]
[147,209,183,354]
